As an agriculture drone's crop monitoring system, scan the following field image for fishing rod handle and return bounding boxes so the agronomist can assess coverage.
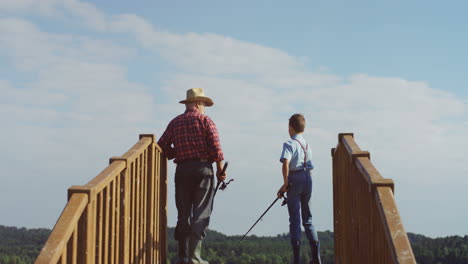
[220,161,229,176]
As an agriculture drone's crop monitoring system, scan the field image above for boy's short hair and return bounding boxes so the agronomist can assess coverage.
[289,114,305,133]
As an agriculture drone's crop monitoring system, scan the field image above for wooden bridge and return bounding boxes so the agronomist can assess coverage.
[35,133,416,264]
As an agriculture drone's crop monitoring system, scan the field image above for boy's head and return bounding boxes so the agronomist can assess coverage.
[288,113,305,135]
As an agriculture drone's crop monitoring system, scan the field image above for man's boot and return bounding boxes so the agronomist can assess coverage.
[309,241,322,264]
[291,241,301,264]
[188,237,209,264]
[176,239,189,264]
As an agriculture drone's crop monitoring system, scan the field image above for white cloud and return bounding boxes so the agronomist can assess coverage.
[0,0,467,238]
[0,0,62,15]
[0,15,157,229]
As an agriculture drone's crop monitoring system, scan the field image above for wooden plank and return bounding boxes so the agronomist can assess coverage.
[136,155,142,263]
[61,251,66,264]
[104,187,110,264]
[115,175,120,264]
[78,161,126,198]
[144,151,148,263]
[355,157,384,188]
[333,133,416,263]
[141,150,146,263]
[97,192,103,264]
[121,137,152,164]
[36,194,88,264]
[120,168,130,264]
[74,198,96,264]
[146,144,155,264]
[160,150,168,264]
[71,226,77,264]
[66,230,72,263]
[341,134,361,155]
[37,135,160,264]
[110,180,116,264]
[376,187,416,264]
[130,161,136,262]
[154,149,160,262]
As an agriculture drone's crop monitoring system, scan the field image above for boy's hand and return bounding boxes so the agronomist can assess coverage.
[216,169,227,182]
[277,184,288,198]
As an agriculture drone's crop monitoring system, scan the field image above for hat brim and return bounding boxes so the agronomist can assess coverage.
[179,97,214,107]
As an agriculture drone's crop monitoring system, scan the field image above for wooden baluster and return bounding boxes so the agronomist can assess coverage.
[110,180,115,264]
[71,226,78,264]
[97,191,103,264]
[146,143,155,264]
[160,148,168,264]
[104,186,110,264]
[114,174,120,264]
[130,160,136,263]
[120,164,130,264]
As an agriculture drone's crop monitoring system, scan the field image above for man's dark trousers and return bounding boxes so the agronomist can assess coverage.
[174,160,215,264]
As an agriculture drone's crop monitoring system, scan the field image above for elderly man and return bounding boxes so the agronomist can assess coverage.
[157,88,226,264]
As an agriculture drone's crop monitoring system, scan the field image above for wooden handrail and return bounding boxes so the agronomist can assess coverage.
[35,134,167,264]
[35,193,88,264]
[332,133,416,263]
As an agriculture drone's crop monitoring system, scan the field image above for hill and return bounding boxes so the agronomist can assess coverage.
[1,225,468,263]
[0,225,50,264]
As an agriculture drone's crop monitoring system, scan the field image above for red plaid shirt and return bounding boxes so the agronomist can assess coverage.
[157,109,224,163]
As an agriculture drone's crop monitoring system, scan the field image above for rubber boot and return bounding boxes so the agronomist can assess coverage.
[309,241,322,264]
[176,239,189,264]
[291,241,301,264]
[188,237,209,264]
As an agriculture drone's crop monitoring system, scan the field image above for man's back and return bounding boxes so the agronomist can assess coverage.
[158,108,223,163]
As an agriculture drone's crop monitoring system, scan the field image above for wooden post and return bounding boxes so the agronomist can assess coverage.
[160,152,168,264]
[145,141,156,263]
[68,187,96,264]
[110,157,129,264]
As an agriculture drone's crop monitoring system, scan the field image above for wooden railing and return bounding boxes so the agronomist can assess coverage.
[36,134,167,264]
[332,133,415,264]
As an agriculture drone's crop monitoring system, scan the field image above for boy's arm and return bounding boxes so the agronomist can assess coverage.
[282,159,289,186]
[278,159,289,197]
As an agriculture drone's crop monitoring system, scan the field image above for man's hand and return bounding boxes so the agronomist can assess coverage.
[216,161,227,182]
[277,183,288,198]
[216,169,227,182]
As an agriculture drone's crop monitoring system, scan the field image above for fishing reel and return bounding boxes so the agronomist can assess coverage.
[281,194,288,206]
[277,192,288,206]
[219,179,234,191]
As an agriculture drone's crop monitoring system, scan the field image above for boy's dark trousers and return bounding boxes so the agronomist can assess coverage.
[174,160,215,264]
[287,169,322,264]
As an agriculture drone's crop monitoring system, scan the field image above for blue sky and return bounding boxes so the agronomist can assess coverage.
[88,0,468,96]
[1,0,467,238]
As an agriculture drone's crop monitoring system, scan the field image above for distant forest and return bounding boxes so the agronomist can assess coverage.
[1,225,468,264]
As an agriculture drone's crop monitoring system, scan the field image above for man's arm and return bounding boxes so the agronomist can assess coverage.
[157,121,176,160]
[205,117,224,162]
[204,117,226,181]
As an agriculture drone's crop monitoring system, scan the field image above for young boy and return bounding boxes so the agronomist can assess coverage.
[278,114,321,264]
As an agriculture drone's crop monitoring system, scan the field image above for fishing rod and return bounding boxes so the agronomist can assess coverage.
[236,193,288,248]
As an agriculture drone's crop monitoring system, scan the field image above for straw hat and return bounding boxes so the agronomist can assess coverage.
[179,88,214,106]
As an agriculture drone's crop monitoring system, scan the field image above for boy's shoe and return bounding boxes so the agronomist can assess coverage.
[291,241,301,264]
[309,241,321,264]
